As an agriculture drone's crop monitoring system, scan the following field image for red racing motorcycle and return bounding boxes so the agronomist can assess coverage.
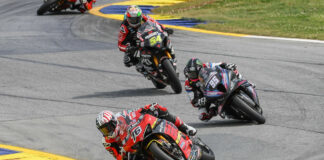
[37,0,86,15]
[118,111,215,160]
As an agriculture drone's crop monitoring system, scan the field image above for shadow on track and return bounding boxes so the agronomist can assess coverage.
[73,88,171,99]
[188,119,254,129]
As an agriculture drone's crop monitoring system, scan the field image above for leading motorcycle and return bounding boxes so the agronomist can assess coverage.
[117,111,215,160]
[132,21,182,94]
[198,66,265,124]
[37,0,84,15]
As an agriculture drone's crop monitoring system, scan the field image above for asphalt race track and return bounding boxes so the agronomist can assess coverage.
[1,0,324,160]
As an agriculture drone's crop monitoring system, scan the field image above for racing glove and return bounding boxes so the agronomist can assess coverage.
[226,63,237,71]
[226,63,243,79]
[179,123,197,136]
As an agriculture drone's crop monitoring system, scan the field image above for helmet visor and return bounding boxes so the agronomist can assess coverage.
[99,121,116,137]
[127,17,141,25]
[188,71,198,79]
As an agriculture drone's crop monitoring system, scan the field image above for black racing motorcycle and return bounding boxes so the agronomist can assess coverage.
[199,66,265,124]
[37,0,79,15]
[132,21,182,94]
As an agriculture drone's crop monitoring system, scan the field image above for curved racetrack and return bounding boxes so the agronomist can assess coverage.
[1,0,324,160]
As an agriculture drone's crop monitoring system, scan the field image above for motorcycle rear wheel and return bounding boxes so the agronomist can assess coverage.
[232,94,266,124]
[148,142,174,160]
[162,59,182,94]
[37,0,57,15]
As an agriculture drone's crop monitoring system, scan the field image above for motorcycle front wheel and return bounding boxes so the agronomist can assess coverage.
[199,145,215,160]
[162,59,182,94]
[232,93,266,124]
[37,0,57,15]
[148,142,174,160]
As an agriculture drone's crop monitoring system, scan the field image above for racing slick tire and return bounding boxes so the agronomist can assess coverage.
[37,0,57,15]
[162,59,182,94]
[232,93,266,124]
[199,145,215,160]
[148,142,174,160]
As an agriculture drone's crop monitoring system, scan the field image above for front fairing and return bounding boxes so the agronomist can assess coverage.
[119,113,158,153]
[202,66,231,99]
[137,21,165,51]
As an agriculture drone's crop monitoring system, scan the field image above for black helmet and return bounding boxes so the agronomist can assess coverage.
[184,58,203,79]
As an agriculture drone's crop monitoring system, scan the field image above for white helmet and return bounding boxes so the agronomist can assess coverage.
[96,110,118,138]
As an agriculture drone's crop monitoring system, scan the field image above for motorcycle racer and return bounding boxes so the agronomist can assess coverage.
[118,5,175,70]
[184,58,251,121]
[96,103,197,160]
[73,0,96,13]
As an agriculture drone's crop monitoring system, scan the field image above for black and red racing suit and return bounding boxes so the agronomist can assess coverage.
[118,15,166,52]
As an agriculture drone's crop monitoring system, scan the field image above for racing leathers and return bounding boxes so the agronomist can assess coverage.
[185,62,243,121]
[118,15,175,68]
[101,103,196,160]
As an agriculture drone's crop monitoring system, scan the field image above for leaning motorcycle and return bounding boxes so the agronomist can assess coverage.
[133,21,182,94]
[118,112,215,160]
[199,66,265,124]
[37,0,79,15]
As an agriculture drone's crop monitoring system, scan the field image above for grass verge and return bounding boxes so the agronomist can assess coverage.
[153,0,324,40]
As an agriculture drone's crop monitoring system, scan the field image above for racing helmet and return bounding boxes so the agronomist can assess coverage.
[96,110,118,138]
[184,58,203,79]
[125,5,143,28]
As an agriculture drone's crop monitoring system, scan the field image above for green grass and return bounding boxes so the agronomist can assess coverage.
[153,0,324,40]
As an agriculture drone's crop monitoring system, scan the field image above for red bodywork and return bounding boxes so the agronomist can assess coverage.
[118,111,193,159]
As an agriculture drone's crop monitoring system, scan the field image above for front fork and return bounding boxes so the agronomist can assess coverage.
[153,51,178,77]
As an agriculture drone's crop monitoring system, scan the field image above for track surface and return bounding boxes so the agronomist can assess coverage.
[1,0,324,160]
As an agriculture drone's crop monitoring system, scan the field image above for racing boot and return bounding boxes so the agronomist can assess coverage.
[199,112,213,122]
[123,53,134,67]
[178,123,197,136]
[249,80,256,88]
[198,107,214,122]
[209,106,218,117]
